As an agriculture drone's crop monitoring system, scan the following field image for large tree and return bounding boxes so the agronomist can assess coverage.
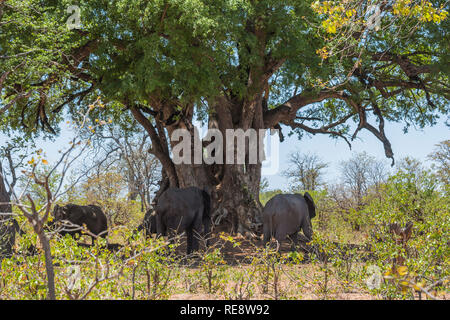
[1,0,449,234]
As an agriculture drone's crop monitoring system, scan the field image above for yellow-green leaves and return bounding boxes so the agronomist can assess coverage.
[313,0,448,38]
[393,0,448,22]
[397,265,408,276]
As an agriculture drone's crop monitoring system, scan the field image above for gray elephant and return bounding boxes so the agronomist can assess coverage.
[155,187,211,254]
[52,204,108,245]
[135,209,157,238]
[262,192,316,250]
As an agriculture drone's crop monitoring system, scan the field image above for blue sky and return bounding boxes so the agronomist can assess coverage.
[1,116,448,192]
[262,118,449,190]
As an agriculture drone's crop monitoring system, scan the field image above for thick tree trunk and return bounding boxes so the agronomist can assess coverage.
[130,93,269,235]
[0,162,16,259]
[212,163,263,235]
[160,162,263,235]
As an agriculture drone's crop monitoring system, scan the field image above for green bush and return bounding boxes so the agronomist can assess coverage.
[364,171,449,299]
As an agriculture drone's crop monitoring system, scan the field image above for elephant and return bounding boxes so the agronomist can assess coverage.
[262,192,316,250]
[135,209,157,238]
[52,204,108,245]
[155,187,211,254]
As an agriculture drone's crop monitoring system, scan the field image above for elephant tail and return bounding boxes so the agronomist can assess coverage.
[304,192,316,219]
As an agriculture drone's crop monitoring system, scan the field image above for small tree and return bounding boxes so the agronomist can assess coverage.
[3,99,109,299]
[282,151,329,191]
[428,140,450,186]
[396,157,425,182]
[340,152,388,203]
[95,125,161,212]
[339,152,388,230]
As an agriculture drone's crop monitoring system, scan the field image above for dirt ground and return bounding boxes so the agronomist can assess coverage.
[169,232,313,263]
[152,233,376,300]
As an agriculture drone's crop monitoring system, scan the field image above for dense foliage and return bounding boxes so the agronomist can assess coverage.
[0,155,447,300]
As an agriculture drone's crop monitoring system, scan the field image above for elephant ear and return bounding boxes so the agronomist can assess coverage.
[304,192,316,219]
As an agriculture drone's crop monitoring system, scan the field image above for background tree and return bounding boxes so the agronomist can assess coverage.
[395,156,427,187]
[0,161,16,259]
[95,123,161,212]
[0,137,32,258]
[339,152,388,229]
[282,151,329,191]
[393,156,440,222]
[259,189,284,207]
[428,140,450,186]
[340,152,388,204]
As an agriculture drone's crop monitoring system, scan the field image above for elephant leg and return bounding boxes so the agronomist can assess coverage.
[190,216,203,253]
[288,232,299,251]
[202,216,211,248]
[273,228,288,252]
[191,232,199,253]
[263,223,271,247]
[302,219,313,242]
[186,227,194,255]
[156,214,166,238]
